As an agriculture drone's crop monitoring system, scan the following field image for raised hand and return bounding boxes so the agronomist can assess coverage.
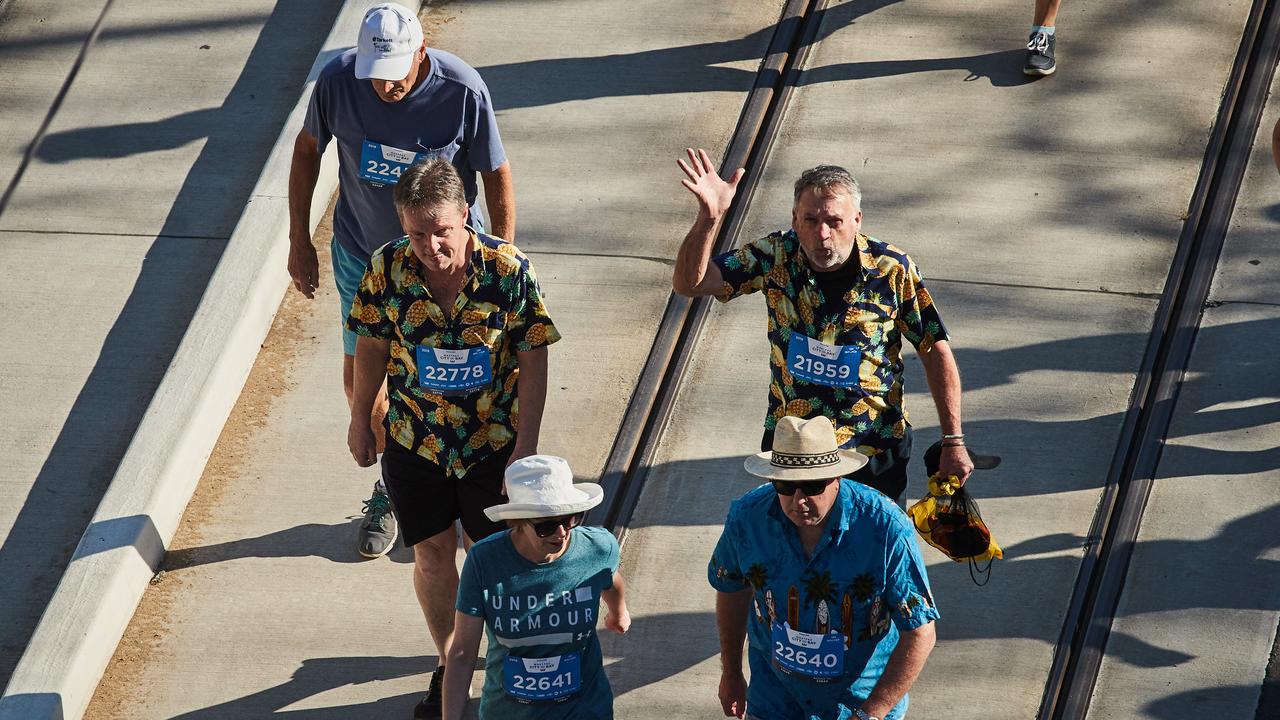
[678,147,744,220]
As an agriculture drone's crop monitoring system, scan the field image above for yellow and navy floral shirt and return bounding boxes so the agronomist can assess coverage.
[346,232,560,477]
[713,230,948,458]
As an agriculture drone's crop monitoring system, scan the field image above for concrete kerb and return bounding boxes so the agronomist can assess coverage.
[0,2,404,718]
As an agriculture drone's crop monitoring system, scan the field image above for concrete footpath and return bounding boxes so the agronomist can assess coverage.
[1087,63,1280,720]
[83,0,786,717]
[0,0,343,697]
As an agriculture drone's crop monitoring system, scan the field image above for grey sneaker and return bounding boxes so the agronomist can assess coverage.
[357,485,397,558]
[1024,30,1057,76]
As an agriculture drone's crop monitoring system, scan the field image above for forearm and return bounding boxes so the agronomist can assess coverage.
[351,336,390,424]
[861,622,935,718]
[602,574,627,616]
[442,613,483,720]
[715,589,751,674]
[288,131,322,242]
[514,346,548,449]
[919,340,963,435]
[672,211,722,296]
[482,162,515,241]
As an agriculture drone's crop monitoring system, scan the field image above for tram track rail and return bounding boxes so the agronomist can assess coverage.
[1037,1,1280,718]
[584,0,830,539]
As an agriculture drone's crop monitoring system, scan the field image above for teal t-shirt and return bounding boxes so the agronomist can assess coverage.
[457,525,620,719]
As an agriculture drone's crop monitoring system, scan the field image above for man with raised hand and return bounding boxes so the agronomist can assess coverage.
[346,159,552,718]
[710,416,937,720]
[672,149,972,503]
[288,2,514,558]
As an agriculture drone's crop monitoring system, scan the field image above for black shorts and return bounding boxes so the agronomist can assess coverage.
[380,441,513,548]
[760,425,913,503]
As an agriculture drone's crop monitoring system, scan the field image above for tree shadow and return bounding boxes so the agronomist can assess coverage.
[0,0,344,688]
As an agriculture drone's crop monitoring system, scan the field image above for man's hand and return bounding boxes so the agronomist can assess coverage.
[288,231,320,299]
[605,606,631,634]
[718,669,748,718]
[678,147,744,220]
[347,420,377,467]
[938,445,974,486]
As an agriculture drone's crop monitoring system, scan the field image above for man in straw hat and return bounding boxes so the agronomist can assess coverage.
[443,455,630,719]
[673,150,973,502]
[709,416,937,720]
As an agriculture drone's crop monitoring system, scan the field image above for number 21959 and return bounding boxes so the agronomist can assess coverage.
[792,355,851,380]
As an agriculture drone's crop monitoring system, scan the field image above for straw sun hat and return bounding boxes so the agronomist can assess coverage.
[744,416,869,481]
[483,455,603,521]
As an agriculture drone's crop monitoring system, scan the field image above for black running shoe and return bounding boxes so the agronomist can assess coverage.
[412,665,444,719]
[1024,31,1057,76]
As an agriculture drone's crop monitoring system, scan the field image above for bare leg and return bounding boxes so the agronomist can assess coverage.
[1034,0,1062,27]
[343,353,388,452]
[413,527,462,659]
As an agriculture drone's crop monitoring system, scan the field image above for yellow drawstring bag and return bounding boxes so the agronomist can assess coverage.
[908,474,1003,585]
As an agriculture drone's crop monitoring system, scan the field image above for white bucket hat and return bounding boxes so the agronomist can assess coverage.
[744,416,869,481]
[355,3,425,81]
[484,455,604,521]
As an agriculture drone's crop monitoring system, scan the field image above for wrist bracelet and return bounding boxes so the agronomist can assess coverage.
[942,433,965,439]
[941,441,966,448]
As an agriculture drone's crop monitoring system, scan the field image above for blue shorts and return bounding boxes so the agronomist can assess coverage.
[332,208,485,356]
[331,236,368,356]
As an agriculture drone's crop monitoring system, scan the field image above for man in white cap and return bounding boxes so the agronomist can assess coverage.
[442,455,630,719]
[288,2,514,558]
[709,416,937,720]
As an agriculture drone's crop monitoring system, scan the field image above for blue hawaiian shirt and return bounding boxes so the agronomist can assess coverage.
[708,480,939,720]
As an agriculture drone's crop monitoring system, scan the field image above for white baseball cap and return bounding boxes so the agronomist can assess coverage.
[355,3,425,81]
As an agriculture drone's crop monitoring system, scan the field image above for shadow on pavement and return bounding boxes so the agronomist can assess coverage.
[166,654,435,720]
[0,0,343,688]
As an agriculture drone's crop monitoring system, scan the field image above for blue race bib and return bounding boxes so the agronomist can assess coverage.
[415,346,492,395]
[359,140,419,186]
[786,333,860,388]
[770,622,845,681]
[503,653,581,703]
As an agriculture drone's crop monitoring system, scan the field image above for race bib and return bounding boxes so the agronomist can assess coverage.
[359,140,419,186]
[503,653,581,703]
[415,346,492,394]
[786,333,860,388]
[770,622,845,681]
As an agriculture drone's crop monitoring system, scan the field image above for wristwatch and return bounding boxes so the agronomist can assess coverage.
[852,709,880,720]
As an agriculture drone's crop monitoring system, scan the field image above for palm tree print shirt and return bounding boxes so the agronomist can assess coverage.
[712,231,949,458]
[708,480,939,719]
[346,232,560,478]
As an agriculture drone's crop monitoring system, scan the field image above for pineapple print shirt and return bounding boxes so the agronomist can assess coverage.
[712,231,949,459]
[346,232,561,478]
[708,480,939,720]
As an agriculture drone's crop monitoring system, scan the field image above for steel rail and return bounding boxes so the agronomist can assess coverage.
[585,0,830,539]
[1038,1,1280,718]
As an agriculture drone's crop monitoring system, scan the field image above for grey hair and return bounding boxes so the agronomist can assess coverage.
[394,157,467,215]
[793,165,861,210]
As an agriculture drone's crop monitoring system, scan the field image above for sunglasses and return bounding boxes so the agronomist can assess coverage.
[771,478,836,497]
[531,512,586,538]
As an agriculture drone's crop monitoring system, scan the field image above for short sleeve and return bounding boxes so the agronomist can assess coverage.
[882,528,940,631]
[345,250,395,339]
[711,236,773,303]
[302,76,333,154]
[463,82,506,173]
[894,256,950,350]
[708,510,748,593]
[456,550,486,617]
[505,263,561,353]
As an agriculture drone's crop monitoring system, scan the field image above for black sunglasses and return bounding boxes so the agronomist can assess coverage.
[771,478,835,497]
[531,512,586,538]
